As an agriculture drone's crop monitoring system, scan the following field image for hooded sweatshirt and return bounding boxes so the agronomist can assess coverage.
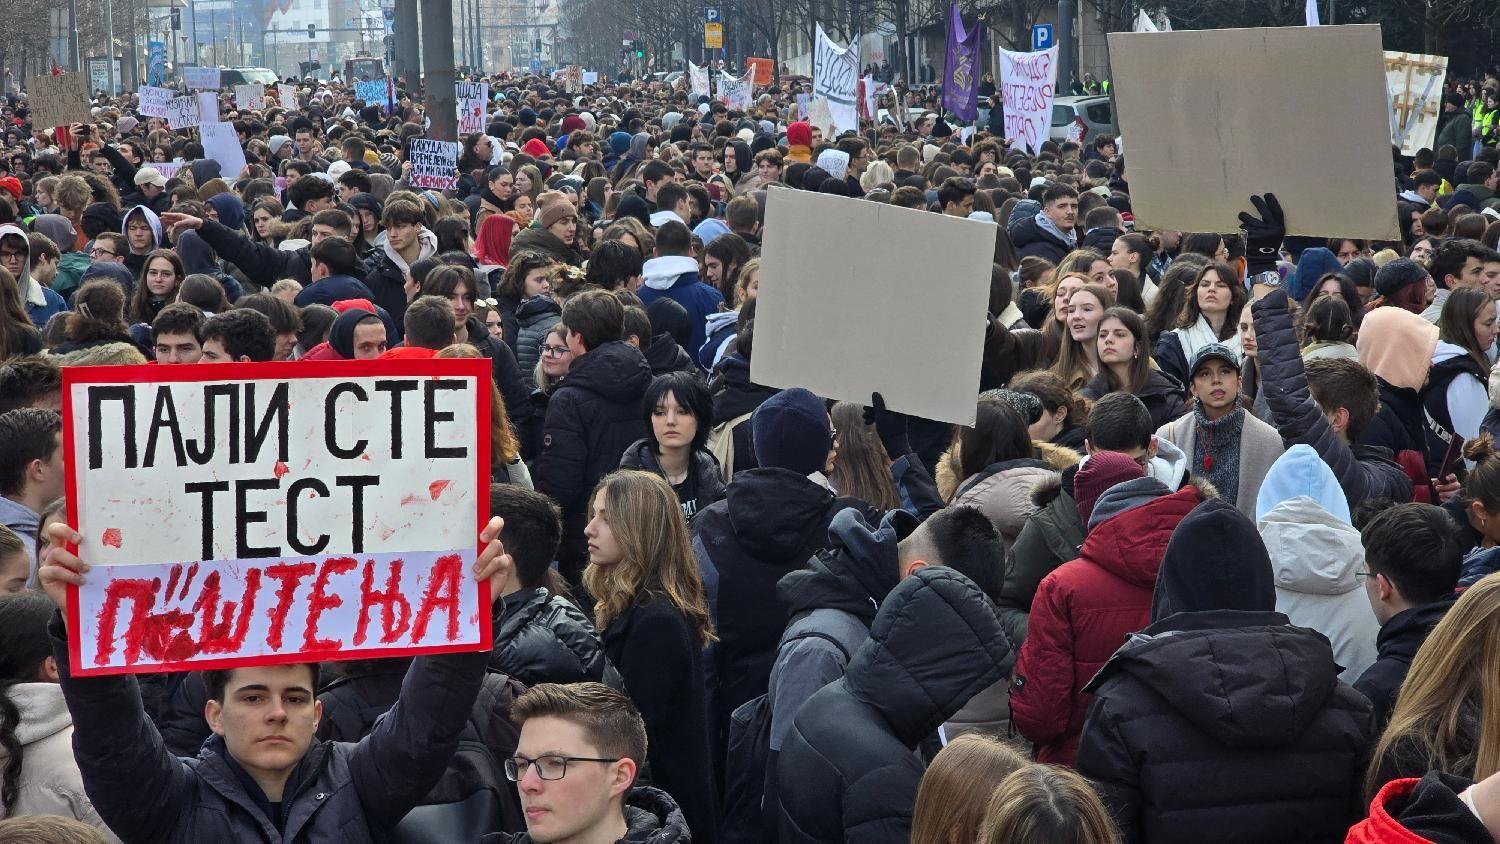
[639,255,723,364]
[1255,444,1378,682]
[119,205,163,274]
[1,682,121,841]
[1,225,65,327]
[1357,306,1439,459]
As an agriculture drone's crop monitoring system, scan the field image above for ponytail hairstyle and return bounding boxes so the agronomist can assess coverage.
[1115,232,1154,278]
[0,589,57,814]
[1462,432,1500,522]
[1300,294,1356,347]
[1145,254,1209,340]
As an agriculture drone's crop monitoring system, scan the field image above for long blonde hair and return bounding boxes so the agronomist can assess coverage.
[827,402,900,511]
[910,733,1028,844]
[583,470,716,646]
[1368,573,1500,797]
[978,764,1121,844]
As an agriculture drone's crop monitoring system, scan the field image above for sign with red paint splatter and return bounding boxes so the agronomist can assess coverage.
[60,359,493,676]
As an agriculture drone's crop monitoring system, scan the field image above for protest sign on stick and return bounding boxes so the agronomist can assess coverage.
[165,96,201,129]
[408,139,461,190]
[184,66,221,90]
[457,81,489,133]
[26,74,92,128]
[200,121,248,179]
[997,46,1058,155]
[234,83,265,109]
[745,57,773,86]
[1109,24,1400,241]
[1385,51,1448,156]
[813,24,860,136]
[61,359,492,675]
[752,188,992,426]
[138,86,173,118]
[720,71,753,109]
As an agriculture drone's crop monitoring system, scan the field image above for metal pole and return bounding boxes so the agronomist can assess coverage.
[1056,0,1074,97]
[420,0,456,139]
[104,0,117,94]
[68,0,81,71]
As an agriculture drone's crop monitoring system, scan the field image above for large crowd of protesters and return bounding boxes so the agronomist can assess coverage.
[2,61,1500,843]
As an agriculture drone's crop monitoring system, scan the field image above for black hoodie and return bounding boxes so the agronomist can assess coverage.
[1077,500,1371,843]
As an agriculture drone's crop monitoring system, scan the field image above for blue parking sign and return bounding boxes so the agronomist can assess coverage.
[1032,23,1054,50]
[705,7,721,22]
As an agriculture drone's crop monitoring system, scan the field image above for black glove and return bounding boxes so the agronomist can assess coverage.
[863,392,912,458]
[1237,193,1285,275]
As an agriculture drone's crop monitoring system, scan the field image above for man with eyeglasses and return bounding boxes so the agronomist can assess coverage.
[87,233,127,265]
[487,682,689,844]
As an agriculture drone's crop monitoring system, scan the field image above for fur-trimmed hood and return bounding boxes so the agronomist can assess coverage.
[936,439,1080,502]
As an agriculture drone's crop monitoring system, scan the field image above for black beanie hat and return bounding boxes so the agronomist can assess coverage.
[1374,257,1430,298]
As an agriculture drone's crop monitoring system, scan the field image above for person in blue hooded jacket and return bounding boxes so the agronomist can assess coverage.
[638,221,723,366]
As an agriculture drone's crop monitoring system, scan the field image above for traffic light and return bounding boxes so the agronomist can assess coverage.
[635,47,644,58]
[308,23,316,38]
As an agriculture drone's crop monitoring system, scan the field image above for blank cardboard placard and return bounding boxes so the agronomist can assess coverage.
[751,188,992,426]
[1108,24,1400,241]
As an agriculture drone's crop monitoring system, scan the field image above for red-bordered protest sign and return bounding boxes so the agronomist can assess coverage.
[62,359,492,676]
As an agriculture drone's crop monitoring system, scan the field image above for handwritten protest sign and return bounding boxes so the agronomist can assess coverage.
[26,74,92,129]
[61,359,492,675]
[813,24,860,136]
[720,70,753,110]
[137,86,173,118]
[408,138,461,190]
[166,95,201,129]
[1385,51,1448,156]
[815,148,849,181]
[753,188,992,426]
[154,162,183,180]
[582,71,598,85]
[197,92,219,122]
[355,78,389,110]
[689,62,711,99]
[457,81,489,133]
[806,97,835,140]
[184,66,221,90]
[200,121,248,179]
[1109,24,1400,240]
[234,83,265,110]
[746,57,773,86]
[998,46,1058,155]
[280,85,298,111]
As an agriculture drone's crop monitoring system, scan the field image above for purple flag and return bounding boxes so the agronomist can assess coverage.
[942,4,981,121]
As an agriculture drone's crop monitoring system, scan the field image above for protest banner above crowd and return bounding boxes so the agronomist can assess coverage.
[61,359,492,675]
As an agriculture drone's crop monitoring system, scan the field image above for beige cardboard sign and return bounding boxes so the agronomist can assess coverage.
[751,188,993,426]
[27,74,93,129]
[1108,24,1400,241]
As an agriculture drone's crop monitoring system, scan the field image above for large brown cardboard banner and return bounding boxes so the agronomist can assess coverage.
[751,187,993,426]
[1108,25,1400,241]
[27,74,93,129]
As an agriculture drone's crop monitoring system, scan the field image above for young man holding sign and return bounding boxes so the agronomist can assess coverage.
[34,515,513,843]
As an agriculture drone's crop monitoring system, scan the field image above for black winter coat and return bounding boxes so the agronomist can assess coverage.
[692,469,873,753]
[1252,289,1412,505]
[364,250,415,332]
[776,568,1013,844]
[1358,377,1428,459]
[645,332,699,376]
[602,594,718,844]
[1008,213,1072,264]
[1081,369,1187,430]
[489,586,622,688]
[316,663,527,836]
[620,438,727,522]
[52,613,490,844]
[482,787,691,843]
[1077,609,1373,844]
[1354,593,1457,731]
[532,340,652,580]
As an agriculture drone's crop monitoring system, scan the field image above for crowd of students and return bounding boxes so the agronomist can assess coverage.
[6,65,1500,843]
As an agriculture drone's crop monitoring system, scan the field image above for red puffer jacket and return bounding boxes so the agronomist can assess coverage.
[1345,772,1491,843]
[1010,482,1204,766]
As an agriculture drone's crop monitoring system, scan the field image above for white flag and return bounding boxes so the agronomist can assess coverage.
[1134,10,1158,32]
[1305,0,1321,26]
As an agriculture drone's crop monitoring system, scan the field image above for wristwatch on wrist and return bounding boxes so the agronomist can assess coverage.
[1249,270,1281,289]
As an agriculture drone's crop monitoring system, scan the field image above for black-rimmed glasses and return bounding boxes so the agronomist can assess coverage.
[505,754,620,782]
